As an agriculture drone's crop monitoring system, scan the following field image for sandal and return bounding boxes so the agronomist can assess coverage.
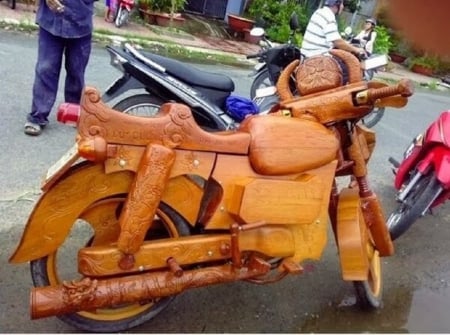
[24,122,42,136]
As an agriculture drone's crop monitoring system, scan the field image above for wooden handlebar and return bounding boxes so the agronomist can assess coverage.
[366,79,414,102]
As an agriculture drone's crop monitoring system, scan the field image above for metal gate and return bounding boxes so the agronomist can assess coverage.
[185,0,228,19]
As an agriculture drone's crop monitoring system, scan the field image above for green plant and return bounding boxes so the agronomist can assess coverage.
[373,25,392,54]
[389,33,411,56]
[427,79,438,90]
[409,55,439,70]
[247,0,309,43]
[343,0,361,13]
[151,0,186,13]
[137,0,153,8]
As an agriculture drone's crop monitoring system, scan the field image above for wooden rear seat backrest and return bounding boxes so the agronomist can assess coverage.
[277,49,363,101]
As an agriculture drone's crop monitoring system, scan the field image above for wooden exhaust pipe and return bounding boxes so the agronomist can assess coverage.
[31,258,271,319]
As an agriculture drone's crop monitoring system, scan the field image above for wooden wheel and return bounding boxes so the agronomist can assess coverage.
[336,187,383,309]
[29,164,191,332]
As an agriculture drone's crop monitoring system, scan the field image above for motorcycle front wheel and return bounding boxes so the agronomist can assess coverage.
[115,7,129,28]
[337,189,383,309]
[361,106,385,128]
[353,248,382,309]
[30,164,191,332]
[250,68,297,100]
[250,68,272,99]
[387,173,442,241]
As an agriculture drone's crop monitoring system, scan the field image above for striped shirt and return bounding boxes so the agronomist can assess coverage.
[301,6,341,58]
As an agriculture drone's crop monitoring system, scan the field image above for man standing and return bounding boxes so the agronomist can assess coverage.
[301,0,365,58]
[24,0,94,136]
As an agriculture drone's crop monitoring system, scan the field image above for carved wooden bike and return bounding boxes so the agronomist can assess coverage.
[10,50,413,332]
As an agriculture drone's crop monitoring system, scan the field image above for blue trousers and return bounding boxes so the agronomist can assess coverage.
[27,27,92,125]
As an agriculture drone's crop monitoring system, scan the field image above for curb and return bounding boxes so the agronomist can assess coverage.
[0,17,256,68]
[1,17,447,92]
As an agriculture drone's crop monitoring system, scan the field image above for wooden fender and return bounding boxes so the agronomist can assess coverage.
[9,163,203,264]
[336,187,370,281]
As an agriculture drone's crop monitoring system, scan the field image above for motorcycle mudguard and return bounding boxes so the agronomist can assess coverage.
[394,145,423,189]
[102,76,144,103]
[337,187,370,281]
[417,146,450,188]
[9,163,203,264]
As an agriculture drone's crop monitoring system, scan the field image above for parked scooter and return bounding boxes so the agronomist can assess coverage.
[341,26,388,81]
[247,13,302,99]
[102,43,278,130]
[387,110,450,240]
[114,0,134,28]
[341,26,388,128]
[9,49,413,332]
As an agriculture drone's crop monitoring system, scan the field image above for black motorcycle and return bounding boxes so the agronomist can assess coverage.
[102,40,279,132]
[247,13,302,99]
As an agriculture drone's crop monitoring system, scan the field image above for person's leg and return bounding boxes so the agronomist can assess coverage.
[63,34,92,104]
[27,27,64,127]
[105,0,112,21]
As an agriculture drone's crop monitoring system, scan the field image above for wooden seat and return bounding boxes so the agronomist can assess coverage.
[239,114,339,175]
[79,87,251,155]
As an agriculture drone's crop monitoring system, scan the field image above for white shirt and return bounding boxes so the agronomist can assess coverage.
[301,6,341,58]
[354,29,377,54]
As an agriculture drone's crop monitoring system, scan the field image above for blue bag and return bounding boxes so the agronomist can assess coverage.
[225,96,260,122]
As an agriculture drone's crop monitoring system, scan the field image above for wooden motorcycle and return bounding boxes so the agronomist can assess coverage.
[9,50,413,332]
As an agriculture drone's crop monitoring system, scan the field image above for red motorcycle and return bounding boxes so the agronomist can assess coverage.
[387,110,450,240]
[114,0,134,28]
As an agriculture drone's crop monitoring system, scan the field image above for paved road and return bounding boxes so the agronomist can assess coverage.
[1,29,450,333]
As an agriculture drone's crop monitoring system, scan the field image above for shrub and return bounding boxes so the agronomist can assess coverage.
[409,55,440,71]
[373,25,392,54]
[247,0,309,43]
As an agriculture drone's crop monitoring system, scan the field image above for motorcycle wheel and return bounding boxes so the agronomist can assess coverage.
[361,107,385,128]
[338,189,383,309]
[30,165,191,332]
[364,69,375,81]
[113,94,164,117]
[387,173,442,241]
[353,248,382,309]
[250,68,297,100]
[115,7,129,28]
[250,69,272,99]
[113,94,225,131]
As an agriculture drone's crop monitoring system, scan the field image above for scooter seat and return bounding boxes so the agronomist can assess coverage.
[141,51,235,92]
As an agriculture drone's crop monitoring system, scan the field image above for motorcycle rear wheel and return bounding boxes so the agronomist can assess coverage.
[30,166,191,332]
[361,107,385,128]
[113,93,226,131]
[387,173,442,241]
[113,94,164,117]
